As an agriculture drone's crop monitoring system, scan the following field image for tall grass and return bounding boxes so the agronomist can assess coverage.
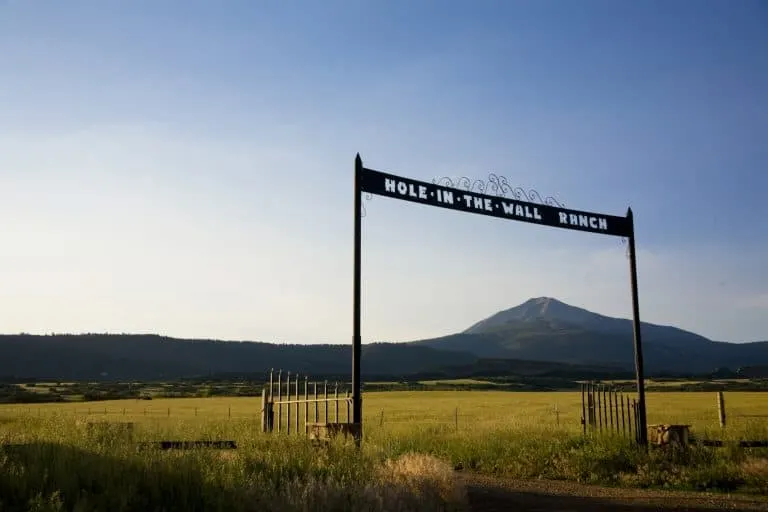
[2,391,768,511]
[0,415,468,512]
[373,423,768,495]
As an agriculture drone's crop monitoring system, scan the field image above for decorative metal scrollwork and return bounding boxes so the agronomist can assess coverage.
[361,192,373,218]
[432,173,565,208]
[620,237,630,258]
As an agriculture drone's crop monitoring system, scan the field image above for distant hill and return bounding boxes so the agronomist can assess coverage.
[1,297,765,381]
[409,297,768,374]
[0,333,622,382]
[0,334,476,381]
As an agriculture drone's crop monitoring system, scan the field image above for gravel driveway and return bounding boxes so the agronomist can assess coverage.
[459,474,768,512]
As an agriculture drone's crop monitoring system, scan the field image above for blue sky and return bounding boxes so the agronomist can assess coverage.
[1,0,766,344]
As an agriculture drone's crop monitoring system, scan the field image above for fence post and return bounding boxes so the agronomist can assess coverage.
[620,392,626,436]
[334,382,339,423]
[265,385,275,433]
[608,390,614,432]
[346,390,351,423]
[632,399,639,444]
[592,383,597,429]
[314,382,318,423]
[324,381,328,424]
[287,372,292,434]
[717,391,726,428]
[596,387,602,431]
[295,373,300,433]
[304,376,309,433]
[261,387,268,433]
[269,368,274,402]
[580,383,586,435]
[277,370,283,433]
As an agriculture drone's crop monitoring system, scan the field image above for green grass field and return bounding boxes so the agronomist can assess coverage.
[2,391,766,436]
[1,390,767,511]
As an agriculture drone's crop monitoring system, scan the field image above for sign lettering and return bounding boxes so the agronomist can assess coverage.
[362,168,630,237]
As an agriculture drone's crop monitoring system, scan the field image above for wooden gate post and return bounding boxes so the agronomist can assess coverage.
[261,388,268,432]
[717,391,726,428]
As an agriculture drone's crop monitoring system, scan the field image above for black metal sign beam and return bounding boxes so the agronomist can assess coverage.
[361,167,631,238]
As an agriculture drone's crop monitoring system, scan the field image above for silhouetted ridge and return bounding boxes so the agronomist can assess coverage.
[1,298,766,379]
[410,297,768,374]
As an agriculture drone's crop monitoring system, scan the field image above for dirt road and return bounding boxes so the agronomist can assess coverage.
[460,474,768,512]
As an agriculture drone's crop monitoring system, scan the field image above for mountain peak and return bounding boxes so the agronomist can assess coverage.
[463,297,607,334]
[409,298,746,375]
[524,296,565,308]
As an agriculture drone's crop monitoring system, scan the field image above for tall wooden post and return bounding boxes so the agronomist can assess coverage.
[597,386,602,431]
[627,208,648,447]
[261,388,268,433]
[314,382,318,423]
[352,153,363,446]
[717,391,726,428]
[580,383,587,436]
[295,373,300,433]
[335,382,339,422]
[286,371,291,434]
[277,370,282,433]
[261,386,272,432]
[619,393,627,436]
[304,376,309,432]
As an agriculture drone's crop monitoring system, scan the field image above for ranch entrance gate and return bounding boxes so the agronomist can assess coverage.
[351,154,649,447]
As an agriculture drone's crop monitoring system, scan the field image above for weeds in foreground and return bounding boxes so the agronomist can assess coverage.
[2,414,768,511]
[0,415,468,512]
[376,424,768,494]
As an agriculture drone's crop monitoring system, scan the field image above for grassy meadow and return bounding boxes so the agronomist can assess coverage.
[4,390,765,437]
[1,390,768,511]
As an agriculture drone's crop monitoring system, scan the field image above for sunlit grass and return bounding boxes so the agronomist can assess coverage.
[1,390,767,511]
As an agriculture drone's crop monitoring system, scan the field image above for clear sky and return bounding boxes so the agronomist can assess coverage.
[1,0,766,344]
